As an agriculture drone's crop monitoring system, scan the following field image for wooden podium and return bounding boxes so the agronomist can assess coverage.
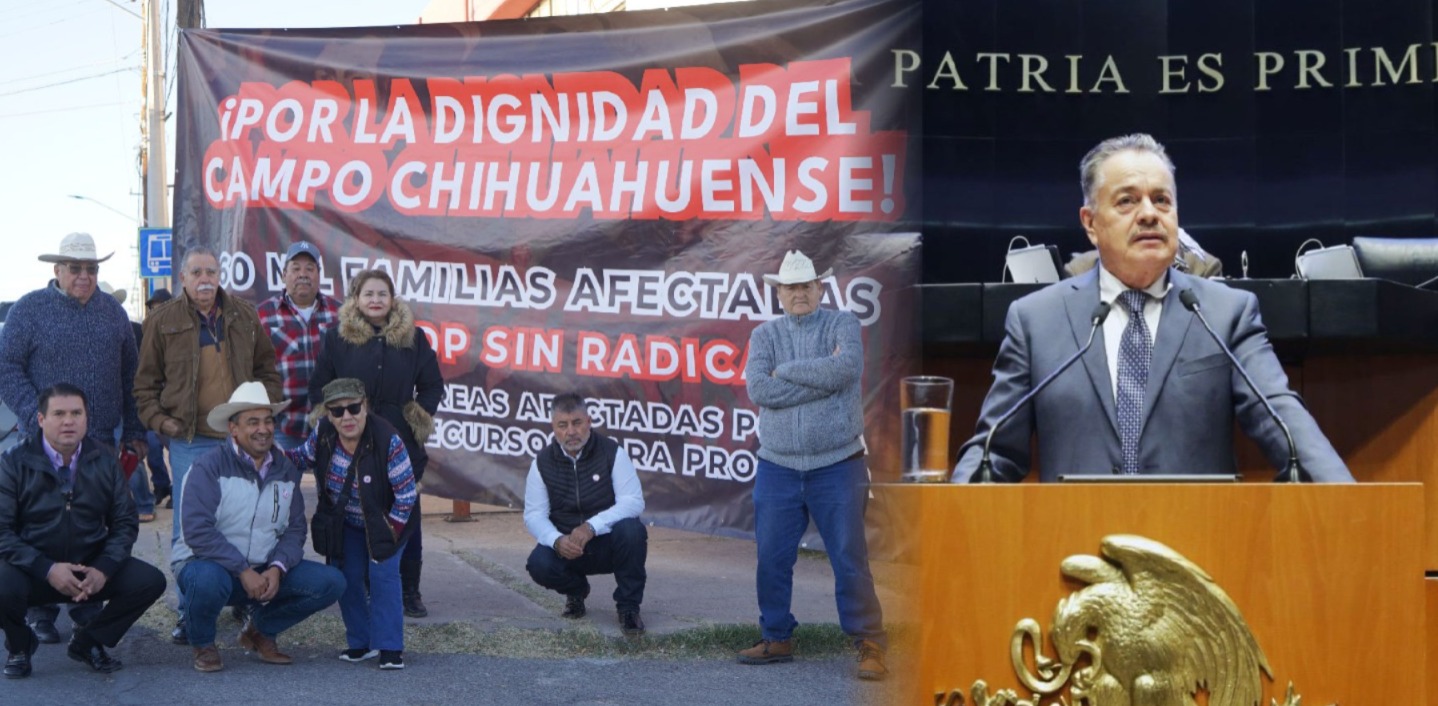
[879,483,1425,706]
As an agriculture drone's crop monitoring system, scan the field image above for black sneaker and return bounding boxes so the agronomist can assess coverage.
[378,650,404,670]
[618,609,645,636]
[339,648,379,662]
[561,594,586,619]
[170,619,188,645]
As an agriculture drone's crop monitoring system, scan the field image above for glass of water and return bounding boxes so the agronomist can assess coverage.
[899,376,953,483]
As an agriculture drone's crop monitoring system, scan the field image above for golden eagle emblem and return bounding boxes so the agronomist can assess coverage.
[949,535,1312,706]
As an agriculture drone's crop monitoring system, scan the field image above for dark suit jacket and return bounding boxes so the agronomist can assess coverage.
[953,269,1353,482]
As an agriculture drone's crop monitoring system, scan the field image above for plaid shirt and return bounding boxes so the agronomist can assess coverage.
[257,292,340,440]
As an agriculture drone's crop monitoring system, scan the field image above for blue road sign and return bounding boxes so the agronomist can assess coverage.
[139,228,172,278]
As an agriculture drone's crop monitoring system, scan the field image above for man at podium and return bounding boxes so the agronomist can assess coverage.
[952,134,1353,483]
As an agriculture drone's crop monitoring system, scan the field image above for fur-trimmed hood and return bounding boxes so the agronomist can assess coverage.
[338,297,417,348]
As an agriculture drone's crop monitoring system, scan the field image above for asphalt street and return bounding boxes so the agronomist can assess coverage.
[5,641,885,705]
[2,489,910,706]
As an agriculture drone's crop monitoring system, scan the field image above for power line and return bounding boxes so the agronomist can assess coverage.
[0,67,139,99]
[0,100,130,120]
[0,0,92,24]
[0,49,141,88]
[94,0,143,20]
[0,16,71,41]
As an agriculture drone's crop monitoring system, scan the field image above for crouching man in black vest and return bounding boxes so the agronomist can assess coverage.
[524,392,647,636]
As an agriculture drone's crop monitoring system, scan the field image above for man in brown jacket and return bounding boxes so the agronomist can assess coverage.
[133,245,281,645]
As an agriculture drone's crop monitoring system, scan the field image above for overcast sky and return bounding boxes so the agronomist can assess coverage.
[0,0,432,311]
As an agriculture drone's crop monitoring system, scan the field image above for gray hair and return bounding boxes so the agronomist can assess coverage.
[549,392,587,417]
[1079,133,1175,206]
[179,245,220,273]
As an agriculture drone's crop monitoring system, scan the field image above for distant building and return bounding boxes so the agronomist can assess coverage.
[420,0,750,22]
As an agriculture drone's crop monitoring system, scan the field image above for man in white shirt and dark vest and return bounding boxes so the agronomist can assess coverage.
[523,392,647,636]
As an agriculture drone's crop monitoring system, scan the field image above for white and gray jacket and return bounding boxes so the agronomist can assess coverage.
[171,441,307,576]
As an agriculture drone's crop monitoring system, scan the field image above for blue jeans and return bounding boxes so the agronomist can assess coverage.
[130,466,156,514]
[168,436,225,541]
[168,435,226,615]
[146,431,171,492]
[337,524,406,651]
[177,559,345,648]
[274,432,307,453]
[753,455,886,648]
[118,423,155,514]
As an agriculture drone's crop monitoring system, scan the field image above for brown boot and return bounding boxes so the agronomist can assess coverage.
[192,645,223,673]
[737,638,794,665]
[238,620,293,665]
[855,639,888,680]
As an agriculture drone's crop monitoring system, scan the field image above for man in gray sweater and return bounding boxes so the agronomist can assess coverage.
[737,250,887,680]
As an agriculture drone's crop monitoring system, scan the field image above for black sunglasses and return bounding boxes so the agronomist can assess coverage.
[64,263,99,275]
[327,401,364,418]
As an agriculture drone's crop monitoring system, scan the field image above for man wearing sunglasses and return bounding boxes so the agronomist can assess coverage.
[287,378,417,670]
[0,232,148,645]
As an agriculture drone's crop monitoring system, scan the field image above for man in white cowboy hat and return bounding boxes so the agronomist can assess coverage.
[736,249,889,680]
[170,381,344,673]
[134,245,281,644]
[0,232,147,644]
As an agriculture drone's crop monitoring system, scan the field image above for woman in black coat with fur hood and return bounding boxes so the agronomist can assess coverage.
[312,269,443,618]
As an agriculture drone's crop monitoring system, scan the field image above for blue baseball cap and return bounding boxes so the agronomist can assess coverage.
[285,241,321,264]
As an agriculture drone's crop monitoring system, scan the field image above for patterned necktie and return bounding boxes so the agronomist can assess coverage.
[1116,290,1152,475]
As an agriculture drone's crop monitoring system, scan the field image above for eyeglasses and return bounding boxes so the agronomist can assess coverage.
[64,263,99,275]
[327,401,364,418]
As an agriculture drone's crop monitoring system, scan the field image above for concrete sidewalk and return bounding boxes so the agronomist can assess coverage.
[14,489,912,704]
[129,491,911,642]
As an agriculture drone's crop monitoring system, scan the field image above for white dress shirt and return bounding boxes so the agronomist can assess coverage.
[523,439,644,549]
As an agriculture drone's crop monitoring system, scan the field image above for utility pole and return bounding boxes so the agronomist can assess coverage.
[140,0,201,299]
[177,0,204,29]
[141,0,168,230]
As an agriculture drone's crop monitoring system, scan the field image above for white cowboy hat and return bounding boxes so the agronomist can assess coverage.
[38,232,113,263]
[206,381,287,433]
[762,250,832,286]
[99,282,127,305]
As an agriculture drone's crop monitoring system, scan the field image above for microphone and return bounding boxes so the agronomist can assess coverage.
[976,301,1112,483]
[1178,289,1303,483]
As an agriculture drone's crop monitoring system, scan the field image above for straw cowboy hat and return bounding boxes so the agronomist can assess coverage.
[38,232,113,263]
[99,282,127,305]
[206,381,287,434]
[762,250,832,286]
